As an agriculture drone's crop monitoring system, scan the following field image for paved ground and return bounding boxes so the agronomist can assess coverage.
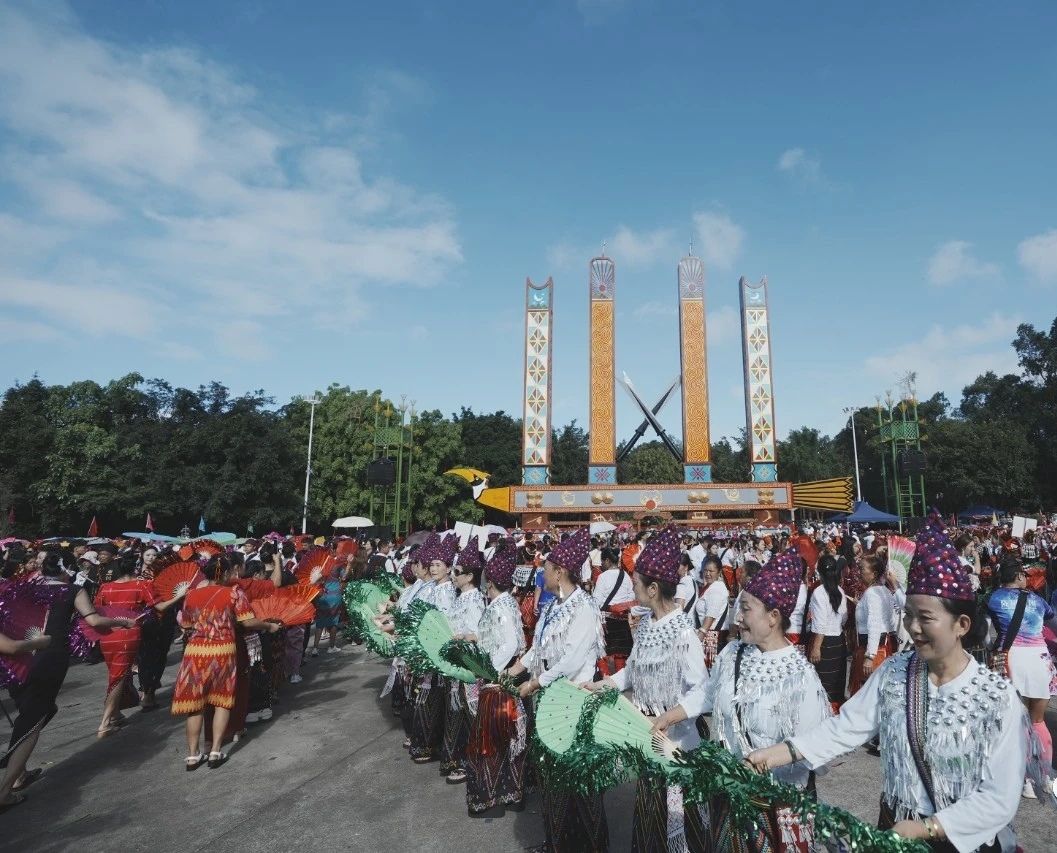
[1,645,1052,852]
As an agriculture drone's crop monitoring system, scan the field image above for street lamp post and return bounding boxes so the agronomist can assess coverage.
[301,396,321,535]
[843,406,863,504]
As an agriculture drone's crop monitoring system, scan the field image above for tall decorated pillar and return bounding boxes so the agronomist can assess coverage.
[739,276,778,482]
[678,255,712,483]
[521,277,554,485]
[588,256,617,485]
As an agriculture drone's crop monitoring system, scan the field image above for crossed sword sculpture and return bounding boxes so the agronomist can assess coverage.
[616,372,683,464]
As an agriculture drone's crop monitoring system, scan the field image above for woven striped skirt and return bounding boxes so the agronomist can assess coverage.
[811,633,848,708]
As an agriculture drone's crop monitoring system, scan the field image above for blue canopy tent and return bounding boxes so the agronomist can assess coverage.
[827,501,901,524]
[957,505,1004,523]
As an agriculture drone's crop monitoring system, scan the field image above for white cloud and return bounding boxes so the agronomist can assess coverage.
[864,313,1021,393]
[0,5,461,351]
[692,211,745,270]
[1017,229,1057,283]
[707,305,740,346]
[633,301,677,319]
[777,147,822,183]
[547,224,675,271]
[926,240,999,286]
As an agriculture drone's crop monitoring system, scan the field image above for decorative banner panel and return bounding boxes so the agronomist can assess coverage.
[588,257,616,483]
[522,277,553,485]
[740,276,778,483]
[510,482,792,514]
[678,256,711,483]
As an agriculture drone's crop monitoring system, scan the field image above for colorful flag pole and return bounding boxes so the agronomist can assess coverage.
[145,512,155,532]
[198,515,207,534]
[87,516,99,537]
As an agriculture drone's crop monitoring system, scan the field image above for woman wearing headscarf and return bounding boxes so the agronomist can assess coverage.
[749,511,1045,851]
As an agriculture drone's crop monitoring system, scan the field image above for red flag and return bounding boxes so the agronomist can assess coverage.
[145,512,154,532]
[87,516,99,537]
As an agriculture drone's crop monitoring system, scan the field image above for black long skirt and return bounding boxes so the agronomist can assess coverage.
[409,674,445,760]
[812,633,848,707]
[137,608,177,693]
[440,682,471,774]
[632,775,706,852]
[543,788,609,853]
[466,686,526,813]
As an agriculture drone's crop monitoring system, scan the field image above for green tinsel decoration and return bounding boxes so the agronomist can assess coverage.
[529,684,630,796]
[342,580,395,657]
[370,573,403,596]
[527,682,929,853]
[392,600,439,679]
[439,638,500,683]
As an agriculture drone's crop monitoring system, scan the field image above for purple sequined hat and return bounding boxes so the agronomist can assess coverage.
[485,540,517,588]
[435,532,459,567]
[457,536,483,571]
[401,560,416,583]
[635,525,682,586]
[415,532,441,566]
[743,550,802,619]
[546,527,590,574]
[908,509,975,601]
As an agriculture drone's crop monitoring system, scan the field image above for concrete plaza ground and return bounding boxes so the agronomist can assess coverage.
[1,646,1052,852]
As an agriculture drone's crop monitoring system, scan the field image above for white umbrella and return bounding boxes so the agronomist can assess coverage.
[482,524,508,536]
[331,516,374,529]
[590,520,616,534]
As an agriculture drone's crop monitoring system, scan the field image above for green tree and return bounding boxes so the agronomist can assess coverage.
[710,431,749,483]
[452,408,521,486]
[550,420,589,485]
[618,440,682,485]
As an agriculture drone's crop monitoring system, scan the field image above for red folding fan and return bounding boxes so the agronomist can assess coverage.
[0,582,52,688]
[232,577,276,601]
[178,539,224,561]
[273,583,321,605]
[76,605,145,644]
[295,548,335,586]
[251,595,315,627]
[152,561,206,601]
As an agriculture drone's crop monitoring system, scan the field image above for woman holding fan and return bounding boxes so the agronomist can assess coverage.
[463,542,527,814]
[442,538,487,783]
[652,550,831,853]
[170,554,280,770]
[589,526,708,852]
[0,551,135,810]
[505,527,607,853]
[748,511,1041,851]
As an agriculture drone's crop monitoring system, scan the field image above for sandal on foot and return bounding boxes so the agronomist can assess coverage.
[97,724,120,739]
[207,751,228,769]
[185,754,207,772]
[12,768,45,792]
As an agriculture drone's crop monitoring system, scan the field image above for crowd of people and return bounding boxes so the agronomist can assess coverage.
[1,514,1056,851]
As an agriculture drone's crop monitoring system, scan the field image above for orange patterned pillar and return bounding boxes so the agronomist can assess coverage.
[588,256,616,485]
[679,256,712,482]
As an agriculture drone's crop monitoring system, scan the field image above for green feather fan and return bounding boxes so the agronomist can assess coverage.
[532,678,591,758]
[591,691,678,774]
[343,580,394,657]
[439,638,500,683]
[393,600,475,683]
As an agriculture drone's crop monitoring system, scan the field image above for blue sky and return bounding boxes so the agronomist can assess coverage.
[1,0,1056,453]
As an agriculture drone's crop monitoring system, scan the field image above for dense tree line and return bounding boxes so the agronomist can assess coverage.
[1,319,1053,537]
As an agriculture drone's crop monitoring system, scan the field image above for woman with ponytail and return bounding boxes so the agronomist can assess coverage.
[807,553,849,711]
